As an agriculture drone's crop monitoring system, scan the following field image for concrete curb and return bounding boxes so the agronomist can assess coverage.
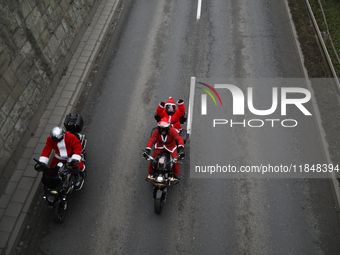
[0,0,123,254]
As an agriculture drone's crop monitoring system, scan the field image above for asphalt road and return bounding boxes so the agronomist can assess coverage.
[15,0,340,254]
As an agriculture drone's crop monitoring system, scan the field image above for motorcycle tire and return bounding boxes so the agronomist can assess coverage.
[82,151,86,162]
[53,200,67,223]
[154,198,163,215]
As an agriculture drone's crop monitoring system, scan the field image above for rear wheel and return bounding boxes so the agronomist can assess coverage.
[154,197,163,215]
[53,200,67,223]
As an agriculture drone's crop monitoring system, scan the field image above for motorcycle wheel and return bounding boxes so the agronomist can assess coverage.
[154,198,163,215]
[53,200,67,223]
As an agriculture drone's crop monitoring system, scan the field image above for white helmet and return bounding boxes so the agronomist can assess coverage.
[50,127,64,142]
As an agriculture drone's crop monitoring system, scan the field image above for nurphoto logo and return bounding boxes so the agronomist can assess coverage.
[196,81,312,128]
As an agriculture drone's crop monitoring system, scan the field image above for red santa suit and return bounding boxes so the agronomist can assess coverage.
[156,97,185,133]
[39,132,84,171]
[146,126,184,176]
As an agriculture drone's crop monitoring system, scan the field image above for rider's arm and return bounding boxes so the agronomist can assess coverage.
[172,128,184,147]
[177,99,185,117]
[146,129,159,150]
[68,133,82,162]
[156,102,166,117]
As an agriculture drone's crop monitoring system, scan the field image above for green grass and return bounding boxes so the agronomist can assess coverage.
[309,0,340,75]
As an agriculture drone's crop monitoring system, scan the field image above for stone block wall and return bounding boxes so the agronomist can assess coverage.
[0,0,101,191]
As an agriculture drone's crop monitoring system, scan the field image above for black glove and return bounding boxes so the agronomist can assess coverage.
[143,148,151,159]
[69,159,78,166]
[34,162,46,172]
[180,113,187,124]
[154,112,161,122]
[177,146,185,158]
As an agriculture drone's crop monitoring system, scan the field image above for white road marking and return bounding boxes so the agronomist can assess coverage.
[197,0,202,20]
[187,77,196,135]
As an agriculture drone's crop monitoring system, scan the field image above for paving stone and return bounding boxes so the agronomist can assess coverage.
[26,137,39,148]
[48,114,63,125]
[11,189,28,203]
[4,202,22,217]
[0,216,15,232]
[23,165,37,178]
[0,194,11,208]
[9,170,23,182]
[56,98,70,107]
[52,106,67,115]
[46,100,57,110]
[64,83,77,92]
[70,71,84,81]
[33,142,45,154]
[60,91,73,100]
[5,182,17,195]
[38,133,49,144]
[0,232,10,248]
[22,147,34,159]
[17,177,34,191]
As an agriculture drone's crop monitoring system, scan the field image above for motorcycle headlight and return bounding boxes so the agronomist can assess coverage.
[47,195,56,203]
[156,176,164,182]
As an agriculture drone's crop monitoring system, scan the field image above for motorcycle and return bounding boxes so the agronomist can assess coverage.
[34,159,80,222]
[33,113,87,223]
[143,150,182,214]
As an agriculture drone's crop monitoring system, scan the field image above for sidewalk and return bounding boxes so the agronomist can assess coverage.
[0,0,122,254]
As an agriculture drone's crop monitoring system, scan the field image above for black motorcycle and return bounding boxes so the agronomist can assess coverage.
[33,113,87,223]
[34,159,83,222]
[143,150,182,214]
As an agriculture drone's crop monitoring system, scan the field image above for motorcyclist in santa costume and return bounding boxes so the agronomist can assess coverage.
[144,119,185,180]
[39,127,85,190]
[156,97,185,133]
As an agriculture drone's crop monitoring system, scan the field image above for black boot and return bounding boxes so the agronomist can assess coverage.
[74,168,85,190]
[74,175,84,190]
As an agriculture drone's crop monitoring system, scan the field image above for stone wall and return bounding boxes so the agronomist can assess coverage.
[0,0,101,191]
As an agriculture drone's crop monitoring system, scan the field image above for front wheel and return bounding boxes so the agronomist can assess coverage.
[53,200,67,223]
[154,197,163,214]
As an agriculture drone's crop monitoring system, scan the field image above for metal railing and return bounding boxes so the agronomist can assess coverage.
[304,0,340,89]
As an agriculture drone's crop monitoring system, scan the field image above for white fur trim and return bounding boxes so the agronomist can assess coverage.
[174,128,180,133]
[155,144,165,149]
[57,139,67,158]
[39,156,49,164]
[161,134,167,143]
[166,146,177,153]
[55,154,68,160]
[71,154,81,161]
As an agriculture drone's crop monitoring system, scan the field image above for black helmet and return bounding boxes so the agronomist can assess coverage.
[165,104,176,116]
[165,97,176,115]
[50,127,65,142]
[158,119,170,135]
